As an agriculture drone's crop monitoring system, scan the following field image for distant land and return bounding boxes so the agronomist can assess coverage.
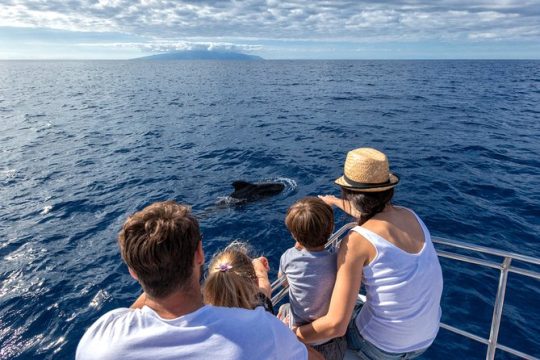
[135,50,263,61]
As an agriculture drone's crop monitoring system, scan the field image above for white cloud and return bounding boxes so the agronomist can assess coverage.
[76,40,262,54]
[468,32,499,40]
[1,0,539,45]
[140,41,262,53]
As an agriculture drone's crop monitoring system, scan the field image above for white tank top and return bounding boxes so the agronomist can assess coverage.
[353,207,443,353]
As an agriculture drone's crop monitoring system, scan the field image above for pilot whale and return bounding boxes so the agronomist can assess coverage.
[230,181,285,202]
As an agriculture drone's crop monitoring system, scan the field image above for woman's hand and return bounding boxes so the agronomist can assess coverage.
[318,194,339,207]
[319,194,361,218]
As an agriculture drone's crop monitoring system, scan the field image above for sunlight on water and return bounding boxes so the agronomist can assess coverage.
[273,177,297,191]
[89,290,111,310]
[216,196,243,206]
[0,271,45,299]
[40,205,53,215]
[0,331,45,360]
[0,60,538,359]
[1,169,17,179]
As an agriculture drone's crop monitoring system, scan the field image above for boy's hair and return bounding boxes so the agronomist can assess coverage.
[203,242,259,310]
[118,201,201,299]
[285,197,334,249]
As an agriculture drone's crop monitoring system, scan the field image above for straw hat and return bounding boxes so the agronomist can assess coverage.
[335,148,399,192]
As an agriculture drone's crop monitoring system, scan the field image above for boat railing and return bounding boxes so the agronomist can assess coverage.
[270,222,540,360]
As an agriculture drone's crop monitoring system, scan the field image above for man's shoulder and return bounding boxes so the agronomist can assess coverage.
[205,306,295,334]
[207,307,307,359]
[79,307,136,340]
[206,305,275,323]
[76,307,136,359]
[86,307,133,329]
[77,306,307,360]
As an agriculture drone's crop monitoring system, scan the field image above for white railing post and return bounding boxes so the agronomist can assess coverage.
[486,257,512,360]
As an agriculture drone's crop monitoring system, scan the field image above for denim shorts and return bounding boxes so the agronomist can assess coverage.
[346,305,427,360]
[313,335,347,360]
[278,303,347,360]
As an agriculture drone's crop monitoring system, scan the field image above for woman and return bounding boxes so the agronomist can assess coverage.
[294,148,443,359]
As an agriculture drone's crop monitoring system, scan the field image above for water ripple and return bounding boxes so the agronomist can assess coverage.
[0,60,538,359]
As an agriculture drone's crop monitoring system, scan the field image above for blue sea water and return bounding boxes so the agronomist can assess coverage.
[0,60,539,359]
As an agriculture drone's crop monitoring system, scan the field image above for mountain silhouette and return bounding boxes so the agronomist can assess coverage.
[135,50,263,60]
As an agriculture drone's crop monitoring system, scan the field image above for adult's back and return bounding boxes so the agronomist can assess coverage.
[77,305,304,360]
[351,206,442,353]
[361,205,425,254]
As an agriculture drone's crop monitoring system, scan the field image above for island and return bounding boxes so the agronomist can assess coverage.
[135,50,263,61]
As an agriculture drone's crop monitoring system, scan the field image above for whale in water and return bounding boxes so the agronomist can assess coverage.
[230,181,285,202]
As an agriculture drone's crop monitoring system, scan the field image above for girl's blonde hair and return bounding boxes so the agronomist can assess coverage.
[203,242,259,309]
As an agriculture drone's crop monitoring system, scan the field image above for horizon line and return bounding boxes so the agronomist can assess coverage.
[1,58,539,61]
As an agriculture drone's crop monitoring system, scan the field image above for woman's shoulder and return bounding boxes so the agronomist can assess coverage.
[363,205,427,253]
[342,230,377,264]
[364,206,421,231]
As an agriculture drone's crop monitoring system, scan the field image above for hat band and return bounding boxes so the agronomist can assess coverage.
[343,174,393,189]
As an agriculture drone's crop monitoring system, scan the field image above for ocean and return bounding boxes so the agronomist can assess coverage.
[0,60,539,359]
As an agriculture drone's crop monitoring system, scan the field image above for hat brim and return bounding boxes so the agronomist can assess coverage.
[335,173,399,192]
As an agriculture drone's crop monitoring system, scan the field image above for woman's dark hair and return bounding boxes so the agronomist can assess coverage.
[341,188,394,225]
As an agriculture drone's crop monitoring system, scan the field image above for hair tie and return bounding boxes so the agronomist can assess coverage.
[216,262,233,272]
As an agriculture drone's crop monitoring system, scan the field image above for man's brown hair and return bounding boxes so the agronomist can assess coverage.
[118,201,201,298]
[285,197,334,249]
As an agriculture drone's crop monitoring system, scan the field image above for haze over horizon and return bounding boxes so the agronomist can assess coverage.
[1,0,539,60]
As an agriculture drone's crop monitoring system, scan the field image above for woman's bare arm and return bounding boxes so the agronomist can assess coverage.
[295,233,369,342]
[318,195,361,218]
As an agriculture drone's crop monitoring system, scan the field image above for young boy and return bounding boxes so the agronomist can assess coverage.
[279,197,347,360]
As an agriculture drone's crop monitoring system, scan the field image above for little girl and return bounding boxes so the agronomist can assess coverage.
[203,242,274,314]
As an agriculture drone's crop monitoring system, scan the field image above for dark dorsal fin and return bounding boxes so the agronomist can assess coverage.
[232,181,253,191]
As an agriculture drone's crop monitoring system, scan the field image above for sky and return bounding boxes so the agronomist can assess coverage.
[0,0,539,60]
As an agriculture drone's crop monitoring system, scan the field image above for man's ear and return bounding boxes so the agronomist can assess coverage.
[128,267,139,281]
[195,239,204,266]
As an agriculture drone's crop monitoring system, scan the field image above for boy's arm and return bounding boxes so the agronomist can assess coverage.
[277,271,288,287]
[278,252,289,287]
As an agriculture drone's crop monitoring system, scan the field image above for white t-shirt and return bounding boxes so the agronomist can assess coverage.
[76,305,307,360]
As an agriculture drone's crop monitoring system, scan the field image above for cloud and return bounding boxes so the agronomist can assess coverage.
[77,40,262,53]
[1,0,539,48]
[143,41,262,53]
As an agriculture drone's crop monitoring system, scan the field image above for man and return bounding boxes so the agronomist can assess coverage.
[76,201,318,359]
